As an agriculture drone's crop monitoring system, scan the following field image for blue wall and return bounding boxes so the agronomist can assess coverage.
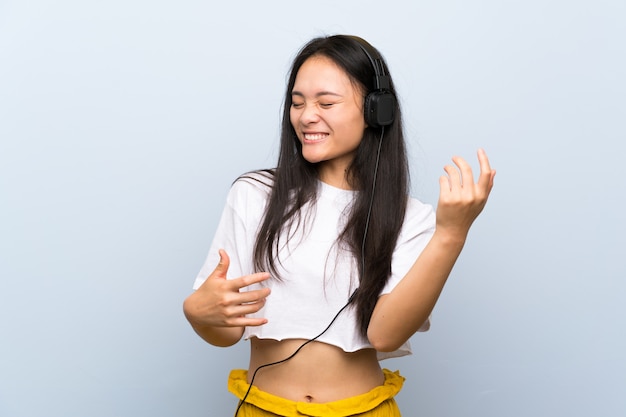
[1,1,624,416]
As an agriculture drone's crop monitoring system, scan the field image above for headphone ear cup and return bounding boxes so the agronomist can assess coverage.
[364,91,396,128]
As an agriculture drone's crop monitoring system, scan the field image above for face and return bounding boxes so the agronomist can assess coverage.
[290,55,367,184]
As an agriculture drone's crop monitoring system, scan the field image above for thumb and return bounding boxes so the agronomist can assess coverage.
[211,249,230,279]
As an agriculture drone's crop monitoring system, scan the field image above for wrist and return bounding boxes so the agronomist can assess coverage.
[431,227,467,249]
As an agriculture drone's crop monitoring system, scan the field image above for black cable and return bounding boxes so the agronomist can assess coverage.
[233,295,356,416]
[233,128,385,416]
[362,128,385,269]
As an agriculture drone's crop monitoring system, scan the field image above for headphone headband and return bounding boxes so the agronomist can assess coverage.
[345,36,395,128]
[346,36,391,91]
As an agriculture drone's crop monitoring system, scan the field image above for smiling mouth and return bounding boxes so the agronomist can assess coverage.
[303,133,328,141]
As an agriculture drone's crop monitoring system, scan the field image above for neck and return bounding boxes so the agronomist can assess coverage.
[316,159,355,190]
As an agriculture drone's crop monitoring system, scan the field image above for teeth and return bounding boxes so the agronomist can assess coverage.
[304,133,327,141]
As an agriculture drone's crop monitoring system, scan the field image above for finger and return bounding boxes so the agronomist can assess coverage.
[237,287,271,304]
[210,249,230,280]
[476,149,495,191]
[439,175,451,194]
[227,316,268,327]
[228,271,271,292]
[443,164,461,189]
[477,148,492,170]
[451,156,475,189]
[230,298,269,317]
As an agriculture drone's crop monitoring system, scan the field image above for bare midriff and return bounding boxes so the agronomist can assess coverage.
[248,337,384,403]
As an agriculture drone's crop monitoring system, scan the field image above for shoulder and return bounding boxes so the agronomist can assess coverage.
[234,169,275,189]
[226,169,275,207]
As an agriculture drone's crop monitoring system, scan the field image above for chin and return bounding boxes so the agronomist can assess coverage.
[301,153,324,164]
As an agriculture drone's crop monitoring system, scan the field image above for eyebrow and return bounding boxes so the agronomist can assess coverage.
[291,90,343,98]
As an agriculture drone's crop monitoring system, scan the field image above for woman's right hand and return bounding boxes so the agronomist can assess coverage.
[183,249,270,345]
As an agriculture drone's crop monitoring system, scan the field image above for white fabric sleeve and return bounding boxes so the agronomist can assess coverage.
[192,180,261,290]
[380,198,436,332]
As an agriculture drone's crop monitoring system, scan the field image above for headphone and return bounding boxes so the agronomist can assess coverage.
[347,36,396,128]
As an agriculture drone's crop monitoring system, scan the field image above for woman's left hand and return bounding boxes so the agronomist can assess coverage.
[436,148,496,242]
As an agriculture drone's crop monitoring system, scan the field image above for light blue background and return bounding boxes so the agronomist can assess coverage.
[1,1,624,416]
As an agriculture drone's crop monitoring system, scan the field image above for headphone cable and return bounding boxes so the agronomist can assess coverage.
[233,294,356,416]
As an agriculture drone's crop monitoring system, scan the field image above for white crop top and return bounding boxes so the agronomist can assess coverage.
[193,172,436,360]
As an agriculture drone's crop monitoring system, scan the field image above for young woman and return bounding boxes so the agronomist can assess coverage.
[183,34,495,416]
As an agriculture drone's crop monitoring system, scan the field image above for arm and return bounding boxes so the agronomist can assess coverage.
[183,249,271,347]
[367,149,496,352]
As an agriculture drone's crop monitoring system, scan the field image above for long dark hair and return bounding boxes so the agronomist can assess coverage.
[252,35,409,338]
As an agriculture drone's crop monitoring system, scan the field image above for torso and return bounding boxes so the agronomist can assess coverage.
[248,337,384,403]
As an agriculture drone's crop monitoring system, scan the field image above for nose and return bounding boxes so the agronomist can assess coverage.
[299,103,320,125]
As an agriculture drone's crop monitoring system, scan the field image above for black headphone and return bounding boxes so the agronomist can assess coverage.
[347,36,396,128]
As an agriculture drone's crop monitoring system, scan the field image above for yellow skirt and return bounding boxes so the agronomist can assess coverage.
[228,368,404,417]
